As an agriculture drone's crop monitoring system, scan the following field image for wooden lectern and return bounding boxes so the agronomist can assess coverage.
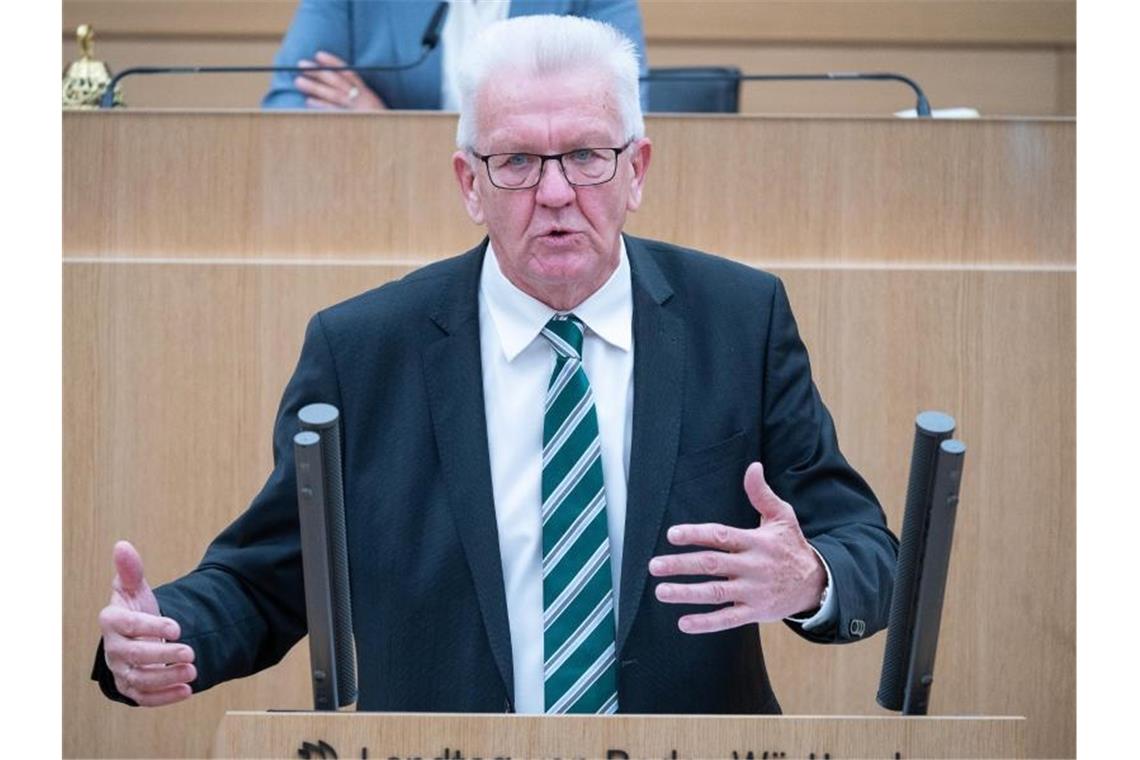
[64,111,1072,758]
[213,711,1025,759]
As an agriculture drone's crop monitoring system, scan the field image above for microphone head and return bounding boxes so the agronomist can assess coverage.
[299,402,339,430]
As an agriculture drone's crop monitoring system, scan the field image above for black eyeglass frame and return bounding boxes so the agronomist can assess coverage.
[470,141,633,190]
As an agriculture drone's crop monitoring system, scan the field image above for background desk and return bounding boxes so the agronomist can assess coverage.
[63,111,1074,758]
[61,0,1075,116]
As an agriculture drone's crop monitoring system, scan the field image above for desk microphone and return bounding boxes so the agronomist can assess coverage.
[98,1,450,109]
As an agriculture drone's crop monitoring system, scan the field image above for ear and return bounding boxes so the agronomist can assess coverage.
[452,150,485,225]
[624,137,652,213]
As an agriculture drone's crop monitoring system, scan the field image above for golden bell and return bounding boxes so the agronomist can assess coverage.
[62,25,123,109]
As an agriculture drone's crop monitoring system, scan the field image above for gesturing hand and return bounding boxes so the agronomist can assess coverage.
[98,541,196,706]
[295,51,386,111]
[649,462,827,634]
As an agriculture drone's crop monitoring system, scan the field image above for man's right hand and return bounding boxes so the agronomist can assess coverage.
[98,540,196,706]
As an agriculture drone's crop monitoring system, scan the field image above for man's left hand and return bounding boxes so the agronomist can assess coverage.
[649,461,827,634]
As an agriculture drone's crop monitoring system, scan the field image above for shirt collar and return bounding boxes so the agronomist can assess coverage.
[480,237,633,362]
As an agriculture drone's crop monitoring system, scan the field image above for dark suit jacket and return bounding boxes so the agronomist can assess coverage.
[94,235,897,712]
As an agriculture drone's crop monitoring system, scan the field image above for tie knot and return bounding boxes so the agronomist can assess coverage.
[542,314,585,360]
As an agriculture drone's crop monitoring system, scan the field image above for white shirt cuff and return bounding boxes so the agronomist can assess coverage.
[784,544,836,631]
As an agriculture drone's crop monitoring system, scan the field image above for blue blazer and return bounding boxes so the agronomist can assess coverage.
[94,236,897,712]
[262,0,649,109]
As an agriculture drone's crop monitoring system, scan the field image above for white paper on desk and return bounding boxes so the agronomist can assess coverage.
[894,107,981,118]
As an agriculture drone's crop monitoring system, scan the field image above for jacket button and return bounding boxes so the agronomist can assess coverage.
[849,618,866,637]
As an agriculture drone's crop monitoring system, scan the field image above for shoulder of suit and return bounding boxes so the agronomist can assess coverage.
[313,249,476,335]
[625,234,781,296]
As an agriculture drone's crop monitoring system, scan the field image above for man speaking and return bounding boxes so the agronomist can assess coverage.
[93,15,897,714]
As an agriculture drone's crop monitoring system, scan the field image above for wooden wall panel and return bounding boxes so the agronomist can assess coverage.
[640,0,1075,44]
[63,112,1075,267]
[63,0,294,37]
[213,712,1026,758]
[62,0,1076,45]
[63,261,1073,758]
[1056,49,1077,114]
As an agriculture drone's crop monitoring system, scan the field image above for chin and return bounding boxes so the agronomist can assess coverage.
[529,247,597,280]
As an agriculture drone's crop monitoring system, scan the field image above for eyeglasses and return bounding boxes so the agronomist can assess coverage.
[471,143,632,190]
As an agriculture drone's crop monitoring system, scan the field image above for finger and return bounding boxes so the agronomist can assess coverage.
[655,578,741,606]
[304,67,354,93]
[314,53,367,91]
[112,540,147,596]
[666,523,751,552]
[118,662,196,692]
[297,58,355,95]
[648,550,747,578]
[744,462,795,524]
[294,73,350,107]
[313,50,347,66]
[677,604,756,634]
[106,639,195,669]
[126,683,194,708]
[99,606,181,641]
[306,97,340,111]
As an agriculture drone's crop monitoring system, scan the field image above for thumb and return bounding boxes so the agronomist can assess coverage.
[112,540,148,596]
[744,462,792,524]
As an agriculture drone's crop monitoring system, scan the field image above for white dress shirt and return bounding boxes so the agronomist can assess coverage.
[440,1,511,111]
[478,239,834,713]
[479,239,633,713]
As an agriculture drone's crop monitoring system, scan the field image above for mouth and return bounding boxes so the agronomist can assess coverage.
[537,228,583,242]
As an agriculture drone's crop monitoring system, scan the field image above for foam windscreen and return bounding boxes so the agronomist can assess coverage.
[876,411,955,711]
[299,403,358,707]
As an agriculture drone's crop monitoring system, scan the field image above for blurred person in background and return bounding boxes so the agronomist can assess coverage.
[262,0,648,111]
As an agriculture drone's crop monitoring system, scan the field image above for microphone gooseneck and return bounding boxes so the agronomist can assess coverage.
[639,70,934,118]
[421,1,450,51]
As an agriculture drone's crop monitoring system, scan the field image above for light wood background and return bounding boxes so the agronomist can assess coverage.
[62,112,1074,758]
[62,0,1076,116]
[64,111,1075,266]
[214,711,1026,758]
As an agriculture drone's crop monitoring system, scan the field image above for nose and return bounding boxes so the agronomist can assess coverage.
[534,157,576,207]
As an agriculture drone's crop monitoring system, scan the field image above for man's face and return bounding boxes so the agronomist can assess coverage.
[453,67,652,310]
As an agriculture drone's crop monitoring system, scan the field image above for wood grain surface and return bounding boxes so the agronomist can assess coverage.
[641,0,1074,44]
[62,0,1075,45]
[63,112,1075,266]
[213,711,1026,759]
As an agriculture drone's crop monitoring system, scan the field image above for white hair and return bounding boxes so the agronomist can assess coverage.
[454,14,645,150]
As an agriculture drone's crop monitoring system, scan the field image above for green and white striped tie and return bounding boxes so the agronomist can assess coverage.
[540,314,619,715]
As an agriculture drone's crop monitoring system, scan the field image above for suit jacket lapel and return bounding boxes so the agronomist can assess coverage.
[422,240,516,702]
[618,236,685,655]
